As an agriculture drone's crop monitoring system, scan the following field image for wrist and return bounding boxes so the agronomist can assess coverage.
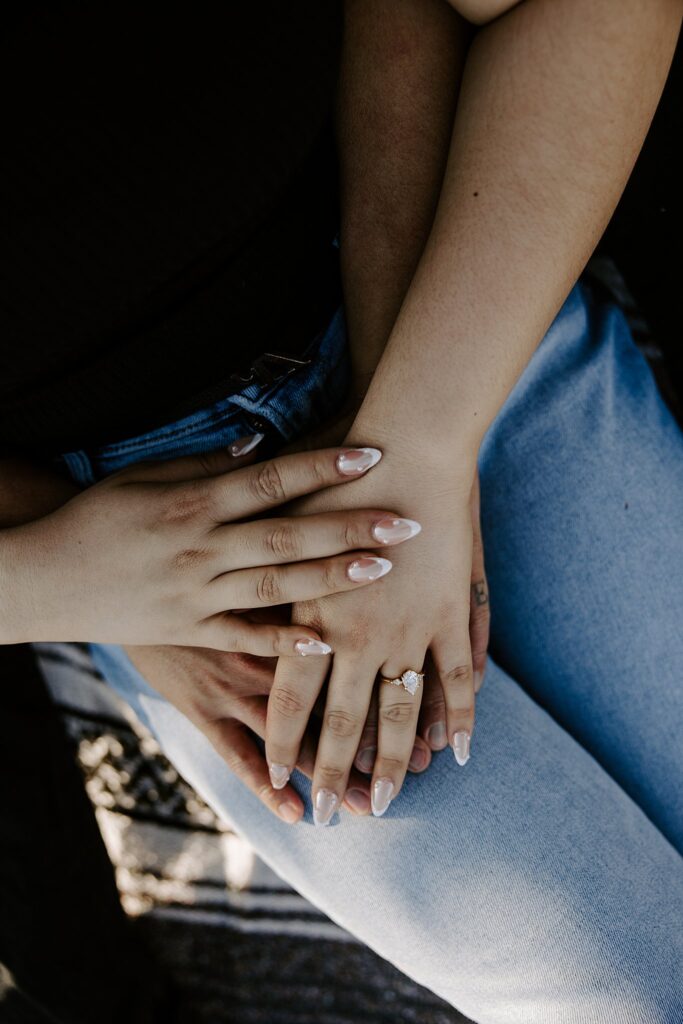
[345,408,480,485]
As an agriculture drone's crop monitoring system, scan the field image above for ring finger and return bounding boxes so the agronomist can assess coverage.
[370,654,425,817]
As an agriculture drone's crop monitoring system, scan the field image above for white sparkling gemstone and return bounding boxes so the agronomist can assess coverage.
[401,670,420,695]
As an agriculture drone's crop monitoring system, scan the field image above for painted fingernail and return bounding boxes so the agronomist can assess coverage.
[452,730,471,766]
[269,764,290,790]
[295,638,333,657]
[356,747,376,773]
[336,447,382,476]
[474,669,484,693]
[372,517,422,545]
[229,433,265,457]
[426,721,448,749]
[347,556,392,582]
[278,801,300,825]
[371,777,394,817]
[313,789,339,827]
[345,788,371,815]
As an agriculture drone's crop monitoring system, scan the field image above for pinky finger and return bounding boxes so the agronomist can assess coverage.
[198,613,333,659]
[206,718,304,825]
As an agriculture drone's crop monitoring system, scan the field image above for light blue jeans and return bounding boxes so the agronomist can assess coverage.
[60,284,683,1024]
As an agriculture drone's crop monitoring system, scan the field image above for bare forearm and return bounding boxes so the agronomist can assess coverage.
[338,0,469,398]
[351,0,682,461]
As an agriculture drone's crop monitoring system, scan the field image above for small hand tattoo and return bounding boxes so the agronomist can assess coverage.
[471,579,489,607]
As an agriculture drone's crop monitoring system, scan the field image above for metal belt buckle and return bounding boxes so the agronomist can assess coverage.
[230,351,313,388]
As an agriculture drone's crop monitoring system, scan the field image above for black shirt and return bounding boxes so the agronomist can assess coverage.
[1,3,342,456]
[1,7,680,458]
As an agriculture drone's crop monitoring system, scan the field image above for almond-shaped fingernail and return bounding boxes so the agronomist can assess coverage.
[372,517,422,545]
[426,721,447,749]
[313,789,339,827]
[356,747,377,773]
[371,778,394,817]
[295,638,333,657]
[278,801,300,825]
[230,433,265,457]
[474,669,484,693]
[452,730,471,766]
[336,447,382,476]
[347,556,392,582]
[344,788,371,815]
[269,764,290,790]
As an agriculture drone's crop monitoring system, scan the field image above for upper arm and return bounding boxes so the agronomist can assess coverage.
[445,0,524,25]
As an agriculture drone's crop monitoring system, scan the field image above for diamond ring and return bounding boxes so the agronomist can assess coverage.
[380,669,424,696]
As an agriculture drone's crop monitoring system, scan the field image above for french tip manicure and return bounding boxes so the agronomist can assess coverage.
[269,764,290,790]
[230,432,265,457]
[452,730,471,767]
[313,789,339,827]
[295,638,333,657]
[371,778,394,817]
[347,556,392,582]
[336,447,382,476]
[372,517,423,545]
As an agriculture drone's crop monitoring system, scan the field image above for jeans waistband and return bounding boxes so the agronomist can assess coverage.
[58,304,350,487]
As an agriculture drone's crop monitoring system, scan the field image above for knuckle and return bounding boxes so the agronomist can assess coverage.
[325,707,360,738]
[341,518,362,550]
[172,547,212,572]
[421,694,447,717]
[375,755,405,774]
[379,700,414,726]
[256,569,282,604]
[257,781,277,805]
[317,764,346,784]
[271,685,305,719]
[250,462,286,504]
[264,523,301,561]
[160,481,210,524]
[440,664,472,687]
[322,560,340,593]
[310,455,331,488]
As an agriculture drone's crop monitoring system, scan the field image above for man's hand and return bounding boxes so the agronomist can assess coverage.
[124,631,378,824]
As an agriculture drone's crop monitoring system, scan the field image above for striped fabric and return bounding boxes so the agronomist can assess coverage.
[34,642,469,1024]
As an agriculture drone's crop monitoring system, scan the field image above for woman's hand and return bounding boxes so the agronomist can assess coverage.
[356,469,489,771]
[1,443,421,650]
[124,633,380,825]
[265,447,485,823]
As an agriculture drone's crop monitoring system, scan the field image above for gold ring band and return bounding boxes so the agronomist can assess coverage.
[380,669,424,696]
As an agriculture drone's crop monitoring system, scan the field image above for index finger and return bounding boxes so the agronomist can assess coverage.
[206,447,382,521]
